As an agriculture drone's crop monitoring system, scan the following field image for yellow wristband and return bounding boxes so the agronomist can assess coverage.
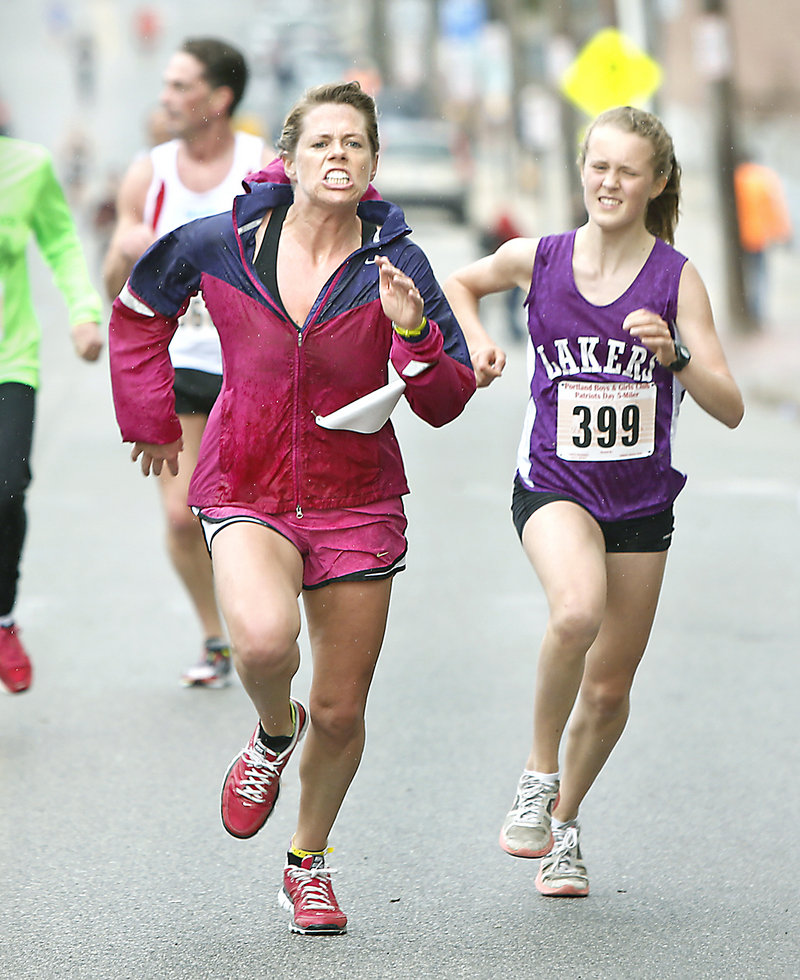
[392,316,427,338]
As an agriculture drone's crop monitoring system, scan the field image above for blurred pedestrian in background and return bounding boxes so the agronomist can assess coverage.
[0,96,10,137]
[445,106,743,898]
[108,80,475,935]
[0,135,103,694]
[103,38,270,688]
[480,209,526,343]
[734,156,793,326]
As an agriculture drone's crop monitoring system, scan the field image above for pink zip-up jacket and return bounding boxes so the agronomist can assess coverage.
[109,178,476,515]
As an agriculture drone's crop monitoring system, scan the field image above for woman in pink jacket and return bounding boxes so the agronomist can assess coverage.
[109,81,475,936]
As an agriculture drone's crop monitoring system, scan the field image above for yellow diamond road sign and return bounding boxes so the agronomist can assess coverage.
[561,28,662,118]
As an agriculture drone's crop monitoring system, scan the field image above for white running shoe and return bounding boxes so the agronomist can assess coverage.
[499,772,560,858]
[535,822,589,897]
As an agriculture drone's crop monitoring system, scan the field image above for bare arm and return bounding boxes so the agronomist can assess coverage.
[445,237,538,387]
[102,154,157,299]
[623,261,744,428]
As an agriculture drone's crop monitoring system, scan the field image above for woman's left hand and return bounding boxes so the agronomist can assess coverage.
[376,256,425,334]
[622,308,677,367]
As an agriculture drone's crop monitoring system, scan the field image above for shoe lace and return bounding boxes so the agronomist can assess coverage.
[512,775,557,826]
[287,865,340,913]
[235,746,280,803]
[548,826,580,870]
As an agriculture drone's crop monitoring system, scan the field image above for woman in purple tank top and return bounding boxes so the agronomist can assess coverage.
[445,107,743,897]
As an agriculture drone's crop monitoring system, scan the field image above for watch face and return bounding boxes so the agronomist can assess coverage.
[669,343,691,371]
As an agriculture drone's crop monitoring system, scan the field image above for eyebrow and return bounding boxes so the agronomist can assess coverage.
[588,154,641,169]
[306,130,367,141]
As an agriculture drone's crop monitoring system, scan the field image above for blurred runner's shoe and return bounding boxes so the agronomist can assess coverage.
[535,822,590,897]
[180,638,232,688]
[0,624,32,694]
[279,849,347,935]
[220,699,308,838]
[499,771,560,858]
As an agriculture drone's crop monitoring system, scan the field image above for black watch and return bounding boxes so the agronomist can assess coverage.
[665,342,691,372]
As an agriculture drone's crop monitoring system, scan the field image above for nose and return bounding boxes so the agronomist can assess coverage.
[601,169,619,188]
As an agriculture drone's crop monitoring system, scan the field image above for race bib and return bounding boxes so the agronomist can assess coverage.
[556,380,656,461]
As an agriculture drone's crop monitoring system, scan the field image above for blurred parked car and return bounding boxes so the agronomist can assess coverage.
[376,117,472,223]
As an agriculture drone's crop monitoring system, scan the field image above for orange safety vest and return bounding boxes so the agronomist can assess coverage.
[733,162,792,253]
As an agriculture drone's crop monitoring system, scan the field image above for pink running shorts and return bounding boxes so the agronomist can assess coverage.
[195,498,407,589]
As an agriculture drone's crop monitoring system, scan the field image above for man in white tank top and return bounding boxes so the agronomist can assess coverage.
[104,38,270,688]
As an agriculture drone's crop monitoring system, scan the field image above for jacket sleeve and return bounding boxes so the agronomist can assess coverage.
[390,244,476,428]
[108,232,198,444]
[31,150,103,327]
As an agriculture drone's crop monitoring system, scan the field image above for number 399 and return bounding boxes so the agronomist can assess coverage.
[572,404,640,449]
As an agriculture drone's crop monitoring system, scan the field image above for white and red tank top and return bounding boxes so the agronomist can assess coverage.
[143,130,264,374]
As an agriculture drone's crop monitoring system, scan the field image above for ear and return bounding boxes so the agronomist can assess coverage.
[650,174,668,200]
[369,152,379,182]
[210,85,234,118]
[282,152,297,181]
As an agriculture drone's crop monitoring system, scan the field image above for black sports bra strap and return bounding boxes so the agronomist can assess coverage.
[361,220,377,245]
[253,203,290,302]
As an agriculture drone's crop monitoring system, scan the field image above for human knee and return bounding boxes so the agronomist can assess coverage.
[549,600,602,651]
[232,613,299,677]
[308,693,365,747]
[164,499,200,539]
[580,677,631,721]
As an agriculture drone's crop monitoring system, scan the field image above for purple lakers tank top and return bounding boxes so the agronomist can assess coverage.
[516,230,689,521]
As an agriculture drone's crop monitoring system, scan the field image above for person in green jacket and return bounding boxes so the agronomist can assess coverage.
[0,135,103,693]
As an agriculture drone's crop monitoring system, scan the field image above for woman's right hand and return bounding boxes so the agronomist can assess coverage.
[375,256,425,332]
[131,439,183,477]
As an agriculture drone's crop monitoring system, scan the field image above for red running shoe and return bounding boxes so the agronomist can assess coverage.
[220,699,308,839]
[278,850,347,935]
[0,624,32,694]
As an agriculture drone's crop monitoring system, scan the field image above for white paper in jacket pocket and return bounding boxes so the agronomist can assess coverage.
[315,360,431,434]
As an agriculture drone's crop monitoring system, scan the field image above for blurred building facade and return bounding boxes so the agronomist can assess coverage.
[1,0,796,327]
[662,0,799,116]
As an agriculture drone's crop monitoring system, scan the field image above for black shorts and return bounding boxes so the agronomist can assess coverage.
[173,368,222,416]
[511,476,674,553]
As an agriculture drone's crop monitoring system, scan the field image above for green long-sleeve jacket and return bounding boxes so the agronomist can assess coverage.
[0,136,102,388]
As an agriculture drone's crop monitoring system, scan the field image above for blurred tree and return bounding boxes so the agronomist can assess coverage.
[549,0,585,227]
[699,0,752,331]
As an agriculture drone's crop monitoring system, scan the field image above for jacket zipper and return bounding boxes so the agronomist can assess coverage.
[294,328,303,518]
[291,266,348,520]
